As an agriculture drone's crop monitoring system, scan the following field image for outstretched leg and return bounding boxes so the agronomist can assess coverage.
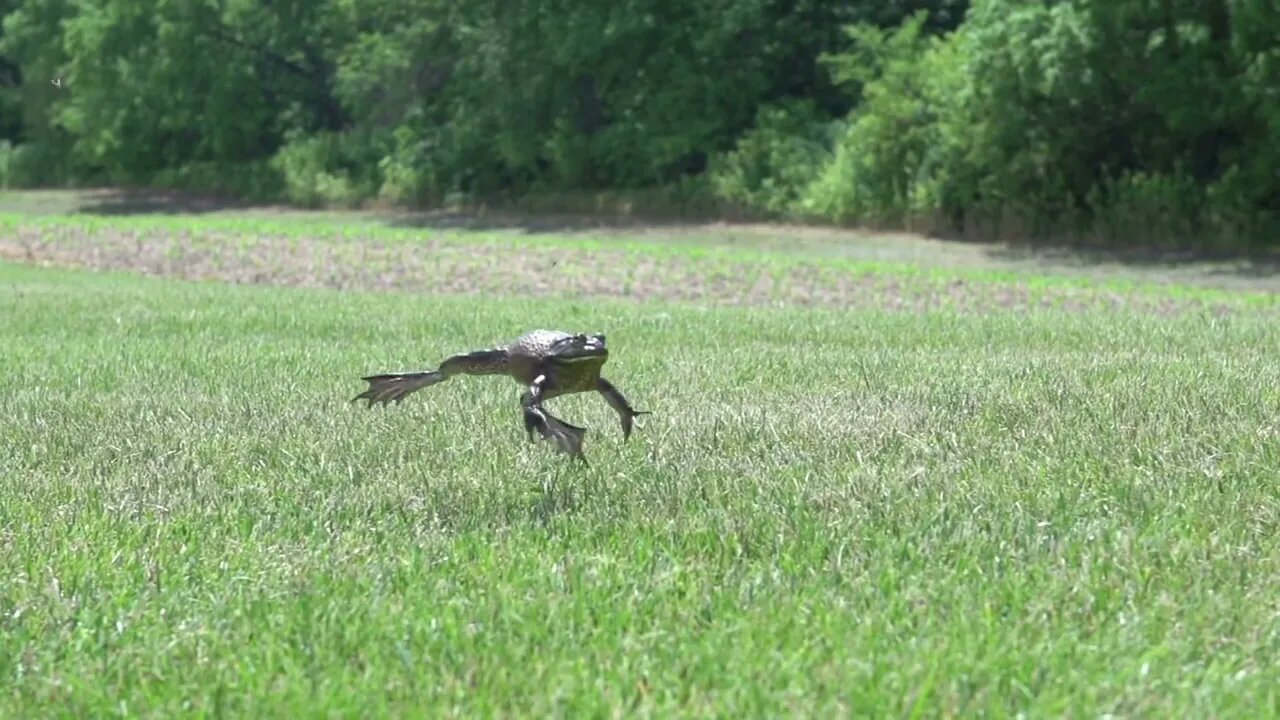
[521,374,588,462]
[597,378,650,440]
[352,348,508,406]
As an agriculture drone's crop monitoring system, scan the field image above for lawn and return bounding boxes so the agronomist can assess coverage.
[1,198,1278,717]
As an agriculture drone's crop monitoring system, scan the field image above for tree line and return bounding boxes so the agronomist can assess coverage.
[1,0,1276,248]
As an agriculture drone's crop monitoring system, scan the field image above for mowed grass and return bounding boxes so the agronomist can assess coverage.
[2,232,1279,716]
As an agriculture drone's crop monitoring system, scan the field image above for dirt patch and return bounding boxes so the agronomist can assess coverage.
[0,221,1249,317]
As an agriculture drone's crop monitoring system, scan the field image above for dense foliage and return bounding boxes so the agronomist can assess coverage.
[1,0,1276,247]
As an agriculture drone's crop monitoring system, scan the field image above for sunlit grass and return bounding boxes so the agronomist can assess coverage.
[2,258,1277,716]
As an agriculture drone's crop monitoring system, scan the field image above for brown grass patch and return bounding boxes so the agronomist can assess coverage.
[0,221,1250,317]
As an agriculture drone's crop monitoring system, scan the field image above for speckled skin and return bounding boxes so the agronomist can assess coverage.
[353,329,647,461]
[503,329,609,396]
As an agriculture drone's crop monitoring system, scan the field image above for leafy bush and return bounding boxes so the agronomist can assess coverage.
[149,160,283,204]
[930,0,1280,245]
[799,14,963,229]
[271,132,378,208]
[708,100,834,217]
[0,141,85,188]
[1084,171,1203,247]
[0,140,14,188]
[786,0,1280,247]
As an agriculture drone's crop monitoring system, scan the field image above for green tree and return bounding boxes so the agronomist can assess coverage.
[943,0,1279,244]
[0,0,80,184]
[48,0,351,195]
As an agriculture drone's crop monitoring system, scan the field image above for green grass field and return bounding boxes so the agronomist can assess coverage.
[1,195,1278,717]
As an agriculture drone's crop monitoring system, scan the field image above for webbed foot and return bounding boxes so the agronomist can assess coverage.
[523,406,589,462]
[618,408,651,441]
[597,378,650,440]
[351,370,445,406]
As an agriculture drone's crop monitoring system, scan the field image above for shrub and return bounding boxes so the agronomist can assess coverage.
[271,132,380,208]
[708,100,835,217]
[799,13,963,229]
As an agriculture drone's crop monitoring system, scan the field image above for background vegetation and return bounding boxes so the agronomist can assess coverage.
[1,0,1277,248]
